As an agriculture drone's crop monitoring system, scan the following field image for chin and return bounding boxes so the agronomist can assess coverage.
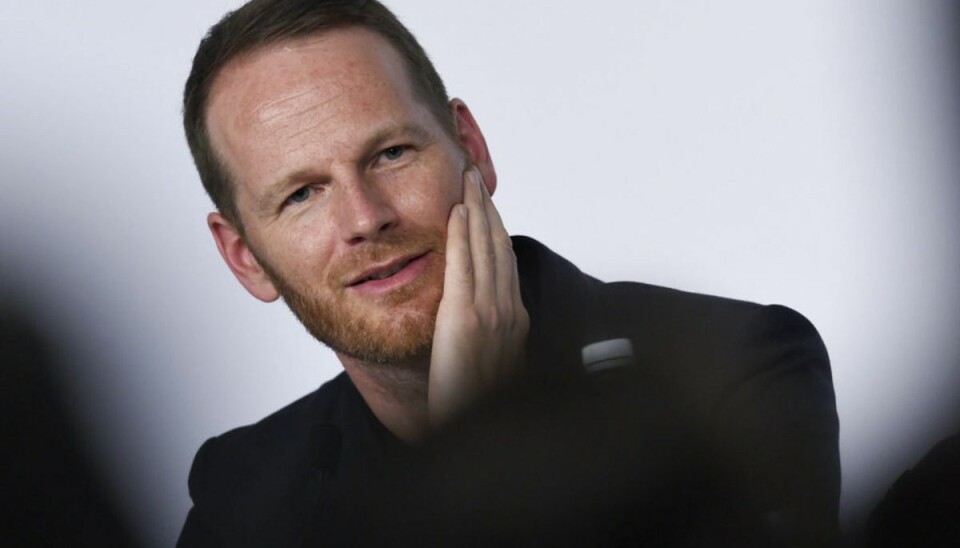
[284,281,442,365]
[329,302,438,365]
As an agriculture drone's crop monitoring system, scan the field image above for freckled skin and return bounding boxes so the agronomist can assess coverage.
[206,28,467,364]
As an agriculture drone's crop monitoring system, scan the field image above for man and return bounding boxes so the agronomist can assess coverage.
[178,0,840,546]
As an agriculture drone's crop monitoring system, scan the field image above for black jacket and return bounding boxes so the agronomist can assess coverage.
[178,236,840,547]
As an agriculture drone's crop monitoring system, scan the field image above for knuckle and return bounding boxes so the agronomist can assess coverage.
[494,234,514,251]
[482,307,501,330]
[460,310,481,331]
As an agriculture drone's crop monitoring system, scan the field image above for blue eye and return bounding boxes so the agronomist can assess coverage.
[287,187,312,204]
[382,146,406,161]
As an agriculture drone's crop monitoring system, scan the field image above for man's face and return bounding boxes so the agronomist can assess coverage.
[205,28,476,364]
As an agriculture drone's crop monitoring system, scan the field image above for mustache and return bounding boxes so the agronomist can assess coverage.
[329,225,445,285]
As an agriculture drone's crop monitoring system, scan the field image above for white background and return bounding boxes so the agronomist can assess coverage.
[2,1,958,546]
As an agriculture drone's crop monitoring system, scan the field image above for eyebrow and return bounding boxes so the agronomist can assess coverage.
[254,122,435,215]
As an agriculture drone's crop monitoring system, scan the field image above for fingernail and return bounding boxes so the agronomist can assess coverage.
[456,204,467,218]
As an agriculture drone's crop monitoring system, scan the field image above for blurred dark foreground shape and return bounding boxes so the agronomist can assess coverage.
[863,429,960,548]
[1,304,140,547]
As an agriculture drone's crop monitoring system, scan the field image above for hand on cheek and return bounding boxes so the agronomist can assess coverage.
[428,168,529,428]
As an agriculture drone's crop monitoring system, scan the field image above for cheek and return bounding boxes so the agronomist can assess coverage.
[256,222,337,281]
[396,187,456,223]
[391,162,462,224]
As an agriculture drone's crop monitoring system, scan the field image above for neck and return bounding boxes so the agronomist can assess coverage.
[339,353,431,444]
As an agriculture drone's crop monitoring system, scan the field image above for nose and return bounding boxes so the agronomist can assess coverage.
[335,177,399,244]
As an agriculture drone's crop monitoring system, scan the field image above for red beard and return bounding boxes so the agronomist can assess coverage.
[256,224,446,365]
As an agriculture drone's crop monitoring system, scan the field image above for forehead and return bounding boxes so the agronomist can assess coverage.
[209,27,413,119]
[204,27,426,199]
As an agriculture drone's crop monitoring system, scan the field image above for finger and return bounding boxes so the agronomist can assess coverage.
[442,203,473,305]
[465,169,496,304]
[477,174,519,307]
[480,175,510,247]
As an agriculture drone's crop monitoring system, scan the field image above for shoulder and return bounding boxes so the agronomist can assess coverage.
[512,236,839,539]
[513,234,813,339]
[866,432,960,547]
[513,235,832,404]
[596,283,839,539]
[191,372,346,472]
[179,373,349,545]
[599,281,832,410]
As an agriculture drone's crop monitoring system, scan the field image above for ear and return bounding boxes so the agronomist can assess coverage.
[450,99,497,195]
[208,212,280,303]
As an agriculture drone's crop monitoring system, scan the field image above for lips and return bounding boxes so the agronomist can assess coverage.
[347,252,427,287]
